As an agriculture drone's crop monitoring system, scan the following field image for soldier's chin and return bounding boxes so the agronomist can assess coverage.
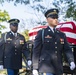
[54,24,57,27]
[13,30,17,33]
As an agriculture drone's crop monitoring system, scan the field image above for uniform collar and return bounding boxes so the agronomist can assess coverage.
[48,26,56,33]
[11,31,17,36]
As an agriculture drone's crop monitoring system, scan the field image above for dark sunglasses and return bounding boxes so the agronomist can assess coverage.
[48,15,58,19]
[50,16,58,19]
[10,23,18,26]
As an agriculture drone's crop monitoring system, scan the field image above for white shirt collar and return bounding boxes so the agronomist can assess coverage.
[49,26,54,32]
[11,31,17,36]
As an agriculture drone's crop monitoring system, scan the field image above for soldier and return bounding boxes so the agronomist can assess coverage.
[0,19,31,75]
[32,9,75,75]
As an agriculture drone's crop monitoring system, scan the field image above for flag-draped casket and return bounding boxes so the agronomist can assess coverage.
[29,21,76,45]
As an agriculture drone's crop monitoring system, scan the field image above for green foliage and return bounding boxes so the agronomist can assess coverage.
[1,0,76,21]
[52,0,76,21]
[0,10,10,22]
[0,10,10,33]
[0,0,30,5]
[0,25,6,29]
[21,29,29,41]
[66,1,76,21]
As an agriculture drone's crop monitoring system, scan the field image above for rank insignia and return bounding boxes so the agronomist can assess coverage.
[20,40,24,44]
[6,38,12,41]
[45,35,52,38]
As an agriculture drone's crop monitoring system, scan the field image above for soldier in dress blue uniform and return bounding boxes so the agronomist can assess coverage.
[32,9,76,75]
[0,19,31,75]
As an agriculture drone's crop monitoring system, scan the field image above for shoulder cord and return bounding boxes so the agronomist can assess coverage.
[42,29,44,44]
[4,32,7,43]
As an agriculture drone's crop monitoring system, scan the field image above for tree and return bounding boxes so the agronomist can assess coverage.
[52,0,76,21]
[0,10,10,33]
[0,10,10,22]
[0,0,30,5]
[66,1,76,21]
[1,0,76,21]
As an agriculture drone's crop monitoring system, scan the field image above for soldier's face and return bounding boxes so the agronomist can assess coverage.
[10,25,18,33]
[46,17,58,27]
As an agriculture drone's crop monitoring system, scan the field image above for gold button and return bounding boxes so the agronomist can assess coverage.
[55,47,57,48]
[55,51,57,53]
[5,56,6,58]
[15,43,16,44]
[47,41,49,42]
[55,42,57,44]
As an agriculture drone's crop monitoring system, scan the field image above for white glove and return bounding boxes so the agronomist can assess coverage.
[70,62,75,70]
[0,65,3,70]
[27,60,32,66]
[33,70,38,75]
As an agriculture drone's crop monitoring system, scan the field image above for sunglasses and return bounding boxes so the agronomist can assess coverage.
[50,16,58,19]
[48,15,58,19]
[10,23,18,26]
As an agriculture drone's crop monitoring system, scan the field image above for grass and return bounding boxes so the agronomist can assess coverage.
[0,61,27,75]
[0,69,27,75]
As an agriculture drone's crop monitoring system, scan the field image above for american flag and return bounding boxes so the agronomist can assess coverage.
[29,21,76,45]
[29,25,47,41]
[56,21,76,45]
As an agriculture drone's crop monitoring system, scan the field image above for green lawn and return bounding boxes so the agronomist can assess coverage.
[0,69,7,75]
[0,61,26,75]
[0,69,27,75]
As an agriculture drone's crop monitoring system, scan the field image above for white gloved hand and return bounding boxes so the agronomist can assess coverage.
[0,65,3,70]
[33,70,38,75]
[70,62,75,70]
[27,60,32,66]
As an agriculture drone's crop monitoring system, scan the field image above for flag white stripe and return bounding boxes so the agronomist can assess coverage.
[29,28,43,33]
[56,24,73,29]
[29,35,36,40]
[29,32,76,40]
[64,32,76,39]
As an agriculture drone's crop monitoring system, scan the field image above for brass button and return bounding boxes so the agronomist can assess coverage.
[47,41,49,42]
[15,43,16,44]
[5,56,6,58]
[55,42,57,44]
[55,47,57,48]
[42,58,44,60]
[55,51,57,53]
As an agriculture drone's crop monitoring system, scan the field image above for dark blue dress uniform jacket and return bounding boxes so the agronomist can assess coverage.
[32,26,74,75]
[0,31,30,69]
